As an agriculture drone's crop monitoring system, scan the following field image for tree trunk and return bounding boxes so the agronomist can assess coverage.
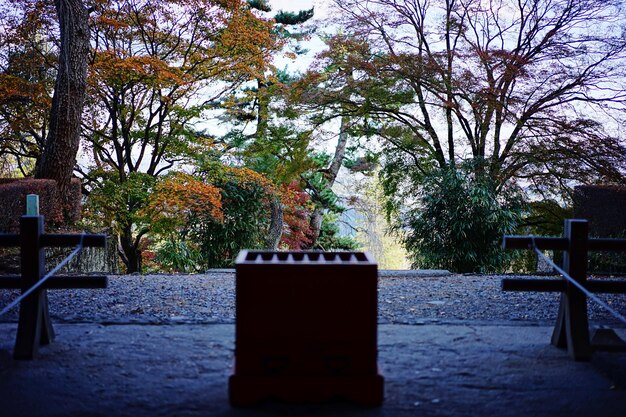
[308,207,324,248]
[306,114,350,248]
[118,225,142,274]
[256,77,269,140]
[326,115,350,184]
[36,0,90,201]
[253,76,286,248]
[265,196,284,250]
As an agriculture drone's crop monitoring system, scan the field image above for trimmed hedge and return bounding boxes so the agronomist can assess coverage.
[573,185,626,237]
[573,185,626,274]
[0,178,82,232]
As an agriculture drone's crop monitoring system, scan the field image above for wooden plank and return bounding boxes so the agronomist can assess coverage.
[0,276,24,288]
[587,281,626,293]
[0,234,19,247]
[0,275,107,289]
[41,234,106,248]
[1,233,107,247]
[13,291,45,359]
[14,215,48,360]
[588,238,626,252]
[502,236,568,251]
[561,220,591,361]
[44,276,108,289]
[502,279,565,292]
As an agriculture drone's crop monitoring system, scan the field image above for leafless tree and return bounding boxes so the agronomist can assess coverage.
[317,0,626,199]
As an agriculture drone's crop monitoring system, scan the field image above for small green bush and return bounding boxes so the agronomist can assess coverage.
[401,163,523,273]
[194,173,271,268]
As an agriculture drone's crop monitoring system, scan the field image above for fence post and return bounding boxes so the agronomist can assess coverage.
[550,219,591,360]
[13,212,53,359]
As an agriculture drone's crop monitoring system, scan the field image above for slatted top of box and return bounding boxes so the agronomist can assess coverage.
[235,250,376,265]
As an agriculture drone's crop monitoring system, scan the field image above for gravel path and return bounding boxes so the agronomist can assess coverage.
[0,271,625,326]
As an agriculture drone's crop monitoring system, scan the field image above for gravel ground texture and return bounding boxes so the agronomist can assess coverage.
[1,270,625,326]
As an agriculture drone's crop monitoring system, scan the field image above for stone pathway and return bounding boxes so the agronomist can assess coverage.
[1,271,625,325]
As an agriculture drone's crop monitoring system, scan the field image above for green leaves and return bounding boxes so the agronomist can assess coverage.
[315,212,359,251]
[155,238,204,273]
[247,0,272,13]
[194,169,272,268]
[400,161,524,273]
[84,170,156,235]
[274,9,315,26]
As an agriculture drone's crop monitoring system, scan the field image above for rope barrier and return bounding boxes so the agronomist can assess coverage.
[0,234,86,318]
[530,235,626,326]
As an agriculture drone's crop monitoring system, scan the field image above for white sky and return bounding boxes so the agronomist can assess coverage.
[270,0,329,16]
[269,0,331,73]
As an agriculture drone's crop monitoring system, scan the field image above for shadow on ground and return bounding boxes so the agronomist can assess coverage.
[0,323,625,417]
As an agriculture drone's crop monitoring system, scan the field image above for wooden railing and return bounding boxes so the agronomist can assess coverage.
[0,195,106,359]
[503,219,626,361]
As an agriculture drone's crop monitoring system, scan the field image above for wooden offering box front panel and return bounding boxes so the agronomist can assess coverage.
[230,250,384,406]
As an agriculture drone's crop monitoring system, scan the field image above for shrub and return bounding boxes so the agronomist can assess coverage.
[400,164,523,273]
[279,181,314,249]
[146,166,276,270]
[194,166,274,268]
[315,212,360,251]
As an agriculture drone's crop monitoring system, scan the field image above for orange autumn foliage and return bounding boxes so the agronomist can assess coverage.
[278,181,314,249]
[91,51,186,88]
[89,0,278,92]
[0,1,57,170]
[221,166,275,193]
[146,173,224,232]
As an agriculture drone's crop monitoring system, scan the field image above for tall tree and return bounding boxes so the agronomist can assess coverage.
[0,1,71,177]
[219,0,315,249]
[317,0,626,195]
[292,36,378,248]
[80,0,278,272]
[36,0,90,199]
[304,0,626,269]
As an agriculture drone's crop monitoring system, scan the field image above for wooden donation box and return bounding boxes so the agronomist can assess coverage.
[229,250,384,406]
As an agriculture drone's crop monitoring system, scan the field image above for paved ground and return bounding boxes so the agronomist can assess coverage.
[1,322,625,417]
[1,271,625,416]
